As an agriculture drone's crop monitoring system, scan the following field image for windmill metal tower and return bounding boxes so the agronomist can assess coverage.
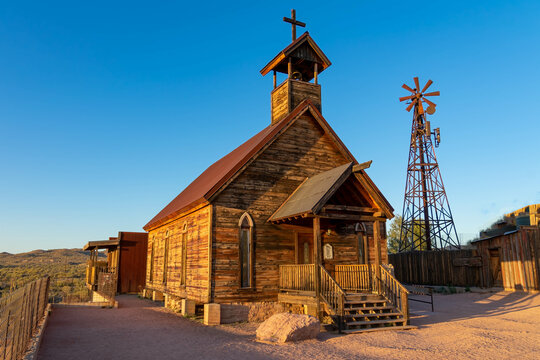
[398,77,460,251]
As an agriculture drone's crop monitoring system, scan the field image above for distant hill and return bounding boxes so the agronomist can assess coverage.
[0,248,93,267]
[0,248,104,299]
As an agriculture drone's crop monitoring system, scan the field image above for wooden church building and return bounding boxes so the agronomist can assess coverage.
[143,13,409,331]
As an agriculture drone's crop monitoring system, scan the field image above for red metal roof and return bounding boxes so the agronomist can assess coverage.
[143,101,317,230]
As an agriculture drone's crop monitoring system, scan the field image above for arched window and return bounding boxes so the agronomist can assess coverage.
[181,223,188,286]
[239,213,254,288]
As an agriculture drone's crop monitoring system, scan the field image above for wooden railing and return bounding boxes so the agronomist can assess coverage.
[335,264,375,292]
[86,260,109,287]
[335,264,409,324]
[279,263,409,325]
[375,266,410,324]
[279,264,315,292]
[0,277,49,360]
[319,265,346,315]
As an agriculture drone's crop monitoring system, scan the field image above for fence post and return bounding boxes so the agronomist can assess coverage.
[9,308,16,360]
[338,294,344,334]
[28,282,36,341]
[34,280,43,330]
[11,293,21,360]
[16,286,28,359]
[3,310,11,360]
[403,291,409,325]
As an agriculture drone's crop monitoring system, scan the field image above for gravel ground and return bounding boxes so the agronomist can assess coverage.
[37,291,539,360]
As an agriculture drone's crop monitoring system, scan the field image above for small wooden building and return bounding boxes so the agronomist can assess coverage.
[473,226,539,291]
[143,27,410,331]
[84,231,148,294]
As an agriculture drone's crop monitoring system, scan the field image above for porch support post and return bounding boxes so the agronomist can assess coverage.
[373,220,382,282]
[313,216,321,319]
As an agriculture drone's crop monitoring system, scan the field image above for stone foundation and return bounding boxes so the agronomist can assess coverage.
[142,289,153,299]
[164,294,182,312]
[204,303,221,325]
[92,291,109,303]
[152,290,164,302]
[181,299,196,316]
[202,301,301,325]
[246,302,287,322]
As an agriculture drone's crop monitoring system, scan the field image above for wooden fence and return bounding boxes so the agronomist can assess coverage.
[389,250,484,287]
[0,277,50,360]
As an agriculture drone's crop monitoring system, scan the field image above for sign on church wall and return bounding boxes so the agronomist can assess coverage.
[323,244,333,260]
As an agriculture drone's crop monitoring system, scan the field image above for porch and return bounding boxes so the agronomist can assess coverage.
[82,239,119,305]
[278,264,410,333]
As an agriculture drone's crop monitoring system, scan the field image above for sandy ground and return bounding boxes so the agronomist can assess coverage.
[37,292,539,360]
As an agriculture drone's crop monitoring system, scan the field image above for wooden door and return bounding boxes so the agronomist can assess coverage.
[297,233,313,264]
[488,248,503,287]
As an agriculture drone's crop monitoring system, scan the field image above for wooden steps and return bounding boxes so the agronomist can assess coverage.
[345,305,394,312]
[345,312,402,319]
[339,292,408,333]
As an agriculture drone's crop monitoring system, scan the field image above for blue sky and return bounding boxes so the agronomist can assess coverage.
[1,1,539,253]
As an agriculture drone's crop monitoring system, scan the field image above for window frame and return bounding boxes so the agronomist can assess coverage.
[149,236,155,282]
[163,230,170,284]
[238,212,254,289]
[180,223,188,286]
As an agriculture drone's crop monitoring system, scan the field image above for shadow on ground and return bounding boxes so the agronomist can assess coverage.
[409,291,539,327]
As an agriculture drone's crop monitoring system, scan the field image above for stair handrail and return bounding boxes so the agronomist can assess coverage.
[377,265,410,324]
[318,265,346,331]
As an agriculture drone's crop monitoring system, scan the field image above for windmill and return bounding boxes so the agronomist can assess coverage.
[397,77,460,251]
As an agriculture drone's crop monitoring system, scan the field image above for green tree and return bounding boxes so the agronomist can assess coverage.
[387,215,429,253]
[387,215,402,254]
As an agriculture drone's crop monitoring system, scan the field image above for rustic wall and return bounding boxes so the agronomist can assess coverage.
[212,113,368,303]
[271,80,321,124]
[145,205,210,303]
[476,227,539,291]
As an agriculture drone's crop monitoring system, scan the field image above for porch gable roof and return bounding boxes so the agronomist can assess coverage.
[269,163,354,222]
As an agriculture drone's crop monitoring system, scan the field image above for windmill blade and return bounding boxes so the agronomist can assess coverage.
[422,97,437,107]
[399,95,415,102]
[423,91,440,97]
[402,84,415,93]
[414,77,420,91]
[421,80,433,93]
[406,99,417,112]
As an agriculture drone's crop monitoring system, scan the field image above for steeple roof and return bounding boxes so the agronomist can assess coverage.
[260,32,332,82]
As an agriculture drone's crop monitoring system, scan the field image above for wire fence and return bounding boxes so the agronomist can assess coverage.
[48,277,91,304]
[0,277,50,360]
[96,270,117,306]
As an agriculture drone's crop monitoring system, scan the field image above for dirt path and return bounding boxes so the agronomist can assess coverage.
[38,292,539,360]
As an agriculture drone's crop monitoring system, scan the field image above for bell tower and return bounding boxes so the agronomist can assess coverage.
[260,10,332,124]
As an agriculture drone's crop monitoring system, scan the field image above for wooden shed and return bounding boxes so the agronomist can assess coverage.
[84,231,148,294]
[473,226,539,291]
